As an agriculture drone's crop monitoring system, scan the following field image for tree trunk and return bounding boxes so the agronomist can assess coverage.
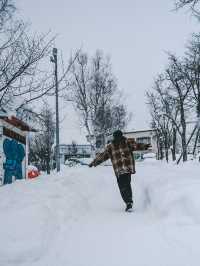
[156,133,160,160]
[192,128,200,156]
[160,141,164,160]
[193,103,200,158]
[180,103,187,162]
[165,148,169,162]
[181,132,187,162]
[46,160,50,174]
[45,152,51,174]
[85,119,96,154]
[172,127,177,161]
[164,135,169,163]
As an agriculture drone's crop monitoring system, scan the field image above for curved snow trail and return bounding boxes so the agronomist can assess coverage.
[1,161,200,266]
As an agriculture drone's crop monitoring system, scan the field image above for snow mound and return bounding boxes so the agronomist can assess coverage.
[0,166,106,265]
[1,160,200,266]
[136,160,200,224]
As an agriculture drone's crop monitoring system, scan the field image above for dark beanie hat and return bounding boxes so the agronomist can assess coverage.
[113,130,123,139]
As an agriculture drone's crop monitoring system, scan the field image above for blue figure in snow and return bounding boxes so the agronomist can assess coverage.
[3,139,25,184]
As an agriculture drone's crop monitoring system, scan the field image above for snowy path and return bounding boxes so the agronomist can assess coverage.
[0,160,200,266]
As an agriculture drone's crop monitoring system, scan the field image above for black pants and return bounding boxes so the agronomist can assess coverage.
[117,173,133,205]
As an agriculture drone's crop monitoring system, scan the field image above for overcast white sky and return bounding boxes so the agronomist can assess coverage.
[18,0,198,144]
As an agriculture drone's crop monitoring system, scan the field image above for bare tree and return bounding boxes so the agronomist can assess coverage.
[67,52,92,143]
[0,22,54,109]
[147,92,164,160]
[0,0,79,114]
[88,50,118,148]
[67,50,129,150]
[175,0,200,16]
[163,54,193,162]
[29,104,55,174]
[0,0,15,29]
[0,1,55,112]
[147,55,192,163]
[147,90,174,162]
[153,75,182,161]
[111,104,130,131]
[182,34,200,155]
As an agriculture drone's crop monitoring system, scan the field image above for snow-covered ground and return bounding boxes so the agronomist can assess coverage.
[0,159,200,266]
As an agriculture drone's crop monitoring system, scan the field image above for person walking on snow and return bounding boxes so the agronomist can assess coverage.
[89,130,150,212]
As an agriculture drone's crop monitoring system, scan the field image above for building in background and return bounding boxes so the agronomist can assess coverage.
[122,129,157,151]
[87,129,157,157]
[122,129,157,159]
[59,144,92,164]
[105,129,157,159]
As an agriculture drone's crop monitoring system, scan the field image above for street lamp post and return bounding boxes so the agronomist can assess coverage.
[51,48,60,172]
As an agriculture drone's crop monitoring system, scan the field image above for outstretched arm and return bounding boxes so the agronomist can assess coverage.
[89,147,110,167]
[127,138,150,151]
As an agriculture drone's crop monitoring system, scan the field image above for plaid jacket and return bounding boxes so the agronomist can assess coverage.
[91,137,148,177]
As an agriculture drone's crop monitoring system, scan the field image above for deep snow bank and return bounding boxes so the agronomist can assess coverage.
[0,166,111,266]
[0,160,200,266]
[136,160,200,224]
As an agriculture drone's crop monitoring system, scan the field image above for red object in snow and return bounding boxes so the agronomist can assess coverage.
[28,169,40,179]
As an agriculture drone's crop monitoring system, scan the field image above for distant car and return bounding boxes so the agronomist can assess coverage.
[64,158,79,167]
[65,158,92,167]
[27,165,40,179]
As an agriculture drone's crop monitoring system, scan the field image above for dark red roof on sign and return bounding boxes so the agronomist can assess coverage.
[3,116,37,132]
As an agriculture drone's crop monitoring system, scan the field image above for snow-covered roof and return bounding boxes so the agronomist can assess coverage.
[1,116,37,132]
[124,129,156,134]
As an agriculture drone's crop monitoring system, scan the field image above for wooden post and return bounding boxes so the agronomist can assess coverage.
[25,133,29,179]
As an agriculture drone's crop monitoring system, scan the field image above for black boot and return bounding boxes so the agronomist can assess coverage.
[125,203,133,212]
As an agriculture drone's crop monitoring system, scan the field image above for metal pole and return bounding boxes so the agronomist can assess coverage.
[52,48,60,172]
